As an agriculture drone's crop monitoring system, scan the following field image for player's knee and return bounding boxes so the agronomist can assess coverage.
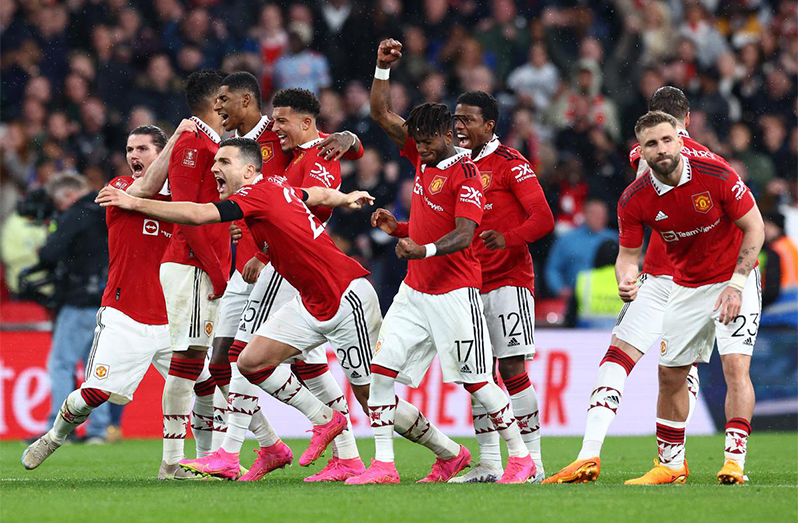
[497,356,525,381]
[236,353,259,375]
[657,365,687,393]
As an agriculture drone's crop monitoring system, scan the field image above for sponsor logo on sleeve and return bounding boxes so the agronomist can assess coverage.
[459,186,484,207]
[731,179,748,200]
[429,175,447,194]
[511,163,536,182]
[142,219,160,236]
[310,162,335,187]
[692,191,713,213]
[182,148,198,167]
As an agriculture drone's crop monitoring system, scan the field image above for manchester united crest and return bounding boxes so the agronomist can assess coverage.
[261,143,274,165]
[480,171,493,190]
[94,364,109,380]
[692,191,713,214]
[205,321,214,337]
[429,175,447,194]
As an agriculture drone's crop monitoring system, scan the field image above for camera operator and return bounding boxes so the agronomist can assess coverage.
[39,172,110,443]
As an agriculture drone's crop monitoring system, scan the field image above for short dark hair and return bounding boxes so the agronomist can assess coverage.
[456,91,499,123]
[221,71,262,109]
[634,110,678,139]
[129,125,167,151]
[649,86,690,121]
[404,102,452,140]
[184,69,226,113]
[219,137,262,169]
[272,88,320,117]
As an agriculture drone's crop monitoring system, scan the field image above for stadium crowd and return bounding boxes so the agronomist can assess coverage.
[1,0,796,312]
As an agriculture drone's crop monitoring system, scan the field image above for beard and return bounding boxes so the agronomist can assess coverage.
[648,154,679,176]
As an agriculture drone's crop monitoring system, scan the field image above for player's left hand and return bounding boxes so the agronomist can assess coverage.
[317,132,356,161]
[175,118,198,137]
[479,230,506,250]
[229,223,242,244]
[714,286,742,325]
[396,237,425,259]
[96,186,136,209]
[345,190,375,209]
[241,255,265,284]
[618,278,638,302]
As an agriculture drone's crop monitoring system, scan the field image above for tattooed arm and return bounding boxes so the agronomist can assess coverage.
[395,218,477,260]
[370,39,408,148]
[714,206,765,325]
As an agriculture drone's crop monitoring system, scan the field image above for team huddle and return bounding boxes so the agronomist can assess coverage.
[22,39,763,486]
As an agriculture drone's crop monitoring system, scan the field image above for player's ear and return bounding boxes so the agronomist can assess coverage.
[241,93,250,108]
[485,119,496,134]
[444,129,453,146]
[303,116,312,131]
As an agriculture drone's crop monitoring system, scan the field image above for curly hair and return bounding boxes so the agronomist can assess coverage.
[272,88,321,117]
[404,102,452,140]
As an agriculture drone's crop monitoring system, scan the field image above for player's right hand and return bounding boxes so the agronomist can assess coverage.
[371,208,398,234]
[377,39,402,68]
[229,223,242,244]
[96,186,136,210]
[618,278,638,302]
[241,255,265,284]
[175,118,198,137]
[345,190,375,209]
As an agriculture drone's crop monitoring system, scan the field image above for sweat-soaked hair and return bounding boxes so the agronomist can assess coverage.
[404,102,452,140]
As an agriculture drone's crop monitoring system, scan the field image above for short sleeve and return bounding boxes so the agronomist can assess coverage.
[399,136,421,169]
[617,199,644,249]
[452,160,485,226]
[169,134,205,181]
[719,168,755,221]
[228,184,269,220]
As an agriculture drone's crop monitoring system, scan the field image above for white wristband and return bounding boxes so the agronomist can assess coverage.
[424,243,437,258]
[728,272,747,292]
[374,66,390,80]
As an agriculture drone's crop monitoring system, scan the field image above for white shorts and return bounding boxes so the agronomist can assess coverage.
[235,263,298,344]
[160,262,221,351]
[660,268,762,367]
[481,286,535,360]
[82,306,172,405]
[373,283,492,388]
[216,271,254,339]
[255,278,380,386]
[612,274,673,353]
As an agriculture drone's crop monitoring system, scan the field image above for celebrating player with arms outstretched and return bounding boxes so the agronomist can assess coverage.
[347,39,537,485]
[22,121,200,474]
[619,111,763,485]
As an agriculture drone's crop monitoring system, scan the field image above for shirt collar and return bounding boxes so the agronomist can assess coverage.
[678,128,690,138]
[471,134,500,162]
[649,155,692,196]
[298,136,324,149]
[190,116,221,144]
[236,115,271,140]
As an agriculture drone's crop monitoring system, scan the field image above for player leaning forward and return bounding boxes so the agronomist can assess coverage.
[345,42,538,486]
[619,111,763,485]
[22,121,198,471]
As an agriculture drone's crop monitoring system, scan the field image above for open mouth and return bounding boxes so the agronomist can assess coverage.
[131,161,144,174]
[215,176,227,194]
[219,111,229,127]
[277,133,288,147]
[456,133,471,148]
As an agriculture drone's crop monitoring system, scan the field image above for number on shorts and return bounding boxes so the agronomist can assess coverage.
[241,299,259,323]
[455,340,474,363]
[336,346,363,370]
[499,313,521,338]
[730,313,760,337]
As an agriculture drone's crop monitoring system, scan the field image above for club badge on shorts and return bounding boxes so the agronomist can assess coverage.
[429,175,447,194]
[692,191,713,214]
[94,364,110,380]
[205,321,214,337]
[660,340,667,355]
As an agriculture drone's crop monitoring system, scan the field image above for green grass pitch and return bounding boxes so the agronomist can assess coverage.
[2,434,796,523]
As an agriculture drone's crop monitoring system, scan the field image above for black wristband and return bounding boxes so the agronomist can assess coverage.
[301,189,309,202]
[213,200,244,222]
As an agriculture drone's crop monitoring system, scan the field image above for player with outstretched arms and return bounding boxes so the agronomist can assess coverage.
[21,121,204,476]
[618,111,763,485]
[346,39,537,485]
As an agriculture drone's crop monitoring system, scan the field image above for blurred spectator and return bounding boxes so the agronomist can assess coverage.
[474,0,529,82]
[729,122,776,195]
[545,198,617,300]
[249,3,287,98]
[272,22,331,95]
[130,54,187,125]
[573,239,624,328]
[761,212,798,327]
[641,0,676,64]
[679,2,729,68]
[506,43,560,113]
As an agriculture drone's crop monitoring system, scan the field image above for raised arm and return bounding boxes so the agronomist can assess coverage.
[370,38,408,148]
[127,119,197,198]
[96,186,220,225]
[302,186,374,209]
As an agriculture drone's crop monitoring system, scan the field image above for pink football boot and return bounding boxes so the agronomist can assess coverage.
[298,411,347,467]
[238,441,293,481]
[345,459,401,485]
[304,457,366,482]
[497,454,537,484]
[179,448,240,480]
[417,445,471,483]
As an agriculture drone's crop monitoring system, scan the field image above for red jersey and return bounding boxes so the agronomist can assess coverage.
[471,136,554,294]
[102,176,171,325]
[618,155,755,287]
[628,130,730,277]
[162,116,231,278]
[399,138,485,294]
[228,176,369,320]
[285,137,342,224]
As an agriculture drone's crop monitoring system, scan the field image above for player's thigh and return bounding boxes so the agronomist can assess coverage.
[253,297,327,361]
[716,267,762,359]
[482,286,535,360]
[612,274,672,354]
[151,325,173,379]
[236,264,297,344]
[215,270,254,339]
[159,263,220,352]
[82,307,160,405]
[426,287,492,384]
[324,278,382,387]
[660,282,719,367]
[372,283,435,388]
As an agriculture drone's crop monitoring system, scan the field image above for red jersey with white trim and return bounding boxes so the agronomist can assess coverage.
[102,176,171,325]
[471,137,553,294]
[628,130,730,277]
[228,176,369,320]
[618,155,755,287]
[161,117,231,275]
[400,138,485,294]
[285,137,342,224]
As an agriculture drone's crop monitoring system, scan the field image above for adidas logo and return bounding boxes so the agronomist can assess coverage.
[655,211,668,221]
[351,371,362,378]
[460,364,472,373]
[238,323,247,331]
[743,337,754,346]
[507,337,520,347]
